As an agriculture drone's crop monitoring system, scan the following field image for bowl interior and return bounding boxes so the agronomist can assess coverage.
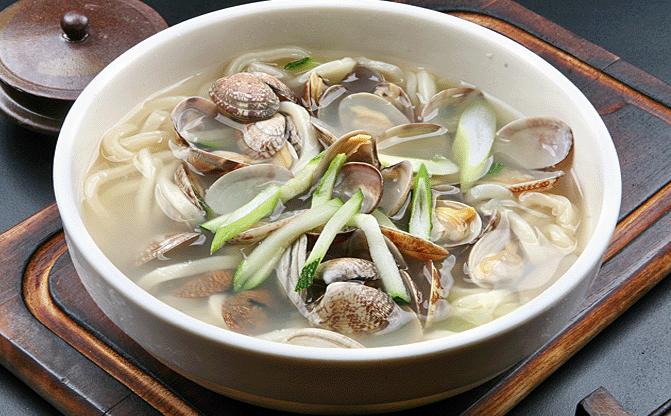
[55,0,619,358]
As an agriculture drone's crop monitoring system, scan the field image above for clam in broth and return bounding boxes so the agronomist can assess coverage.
[82,47,583,348]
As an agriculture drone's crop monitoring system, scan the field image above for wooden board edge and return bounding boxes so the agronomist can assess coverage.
[21,233,200,416]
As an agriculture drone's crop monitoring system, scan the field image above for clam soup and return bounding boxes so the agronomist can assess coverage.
[82,47,582,348]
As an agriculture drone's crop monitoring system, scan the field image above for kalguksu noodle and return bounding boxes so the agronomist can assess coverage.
[82,47,582,348]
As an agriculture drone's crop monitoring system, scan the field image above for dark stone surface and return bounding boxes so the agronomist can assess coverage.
[0,1,667,415]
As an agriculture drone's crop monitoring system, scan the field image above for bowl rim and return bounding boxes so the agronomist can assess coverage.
[53,0,621,362]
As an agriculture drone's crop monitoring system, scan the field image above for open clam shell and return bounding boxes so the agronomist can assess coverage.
[377,123,458,177]
[424,260,452,327]
[420,87,482,132]
[494,117,573,169]
[379,161,413,216]
[334,162,383,213]
[313,131,377,180]
[259,328,364,348]
[379,226,450,261]
[205,164,293,215]
[170,97,253,174]
[431,200,482,247]
[467,211,524,288]
[373,82,415,121]
[138,232,204,265]
[341,64,385,93]
[483,156,565,193]
[316,258,379,285]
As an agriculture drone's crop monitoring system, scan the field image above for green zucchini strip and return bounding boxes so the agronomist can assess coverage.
[297,189,363,290]
[234,198,343,291]
[311,153,346,207]
[206,185,280,253]
[408,163,432,240]
[352,213,410,303]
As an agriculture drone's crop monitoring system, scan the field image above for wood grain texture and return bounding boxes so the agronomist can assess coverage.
[22,234,198,415]
[0,1,669,415]
[576,387,633,416]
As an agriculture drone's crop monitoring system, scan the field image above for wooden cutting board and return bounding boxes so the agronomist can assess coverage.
[1,1,670,414]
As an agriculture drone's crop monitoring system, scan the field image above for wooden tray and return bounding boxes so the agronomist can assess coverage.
[1,1,671,414]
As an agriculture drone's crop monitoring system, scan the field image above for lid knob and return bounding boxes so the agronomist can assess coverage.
[60,11,89,42]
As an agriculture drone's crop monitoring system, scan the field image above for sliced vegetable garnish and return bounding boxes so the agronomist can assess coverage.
[371,209,398,229]
[409,163,432,240]
[284,56,317,72]
[297,190,363,290]
[452,99,497,190]
[234,198,343,291]
[352,214,410,303]
[279,152,324,202]
[311,153,346,207]
[379,154,458,176]
[208,185,281,253]
[486,161,505,177]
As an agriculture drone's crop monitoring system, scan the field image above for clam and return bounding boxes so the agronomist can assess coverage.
[308,282,409,335]
[170,135,251,175]
[424,260,452,327]
[259,328,364,348]
[338,93,411,137]
[312,131,377,180]
[250,71,297,103]
[170,97,253,174]
[209,72,295,122]
[175,270,233,298]
[340,64,384,93]
[174,163,205,209]
[494,117,573,169]
[467,212,524,288]
[377,123,458,177]
[373,82,415,121]
[379,226,450,260]
[334,162,383,213]
[221,289,278,335]
[379,161,413,216]
[311,117,338,147]
[316,258,378,285]
[138,232,204,264]
[155,164,207,223]
[240,113,288,159]
[205,164,293,215]
[303,72,328,113]
[431,200,482,247]
[318,89,411,137]
[483,156,565,193]
[420,87,482,131]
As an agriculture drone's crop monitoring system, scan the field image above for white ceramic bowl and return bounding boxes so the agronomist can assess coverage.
[53,1,621,413]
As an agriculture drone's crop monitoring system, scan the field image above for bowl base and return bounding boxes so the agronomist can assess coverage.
[183,371,497,415]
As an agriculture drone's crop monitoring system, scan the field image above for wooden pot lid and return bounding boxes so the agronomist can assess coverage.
[0,0,167,135]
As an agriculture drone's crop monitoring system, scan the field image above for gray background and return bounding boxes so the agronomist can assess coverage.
[0,1,669,415]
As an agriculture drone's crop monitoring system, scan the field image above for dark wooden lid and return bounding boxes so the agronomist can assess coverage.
[0,0,167,134]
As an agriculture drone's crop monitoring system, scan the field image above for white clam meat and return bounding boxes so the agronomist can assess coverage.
[431,200,482,247]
